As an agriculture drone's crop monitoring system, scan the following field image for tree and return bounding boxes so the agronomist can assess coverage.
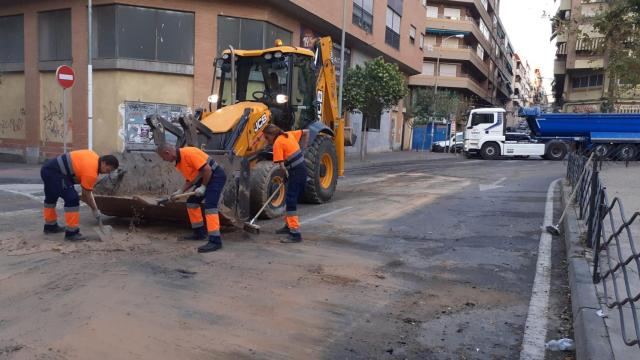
[343,57,408,159]
[594,0,640,112]
[410,88,474,126]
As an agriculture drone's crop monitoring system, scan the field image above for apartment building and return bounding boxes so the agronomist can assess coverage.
[505,53,533,126]
[409,0,514,121]
[0,0,426,162]
[553,0,640,113]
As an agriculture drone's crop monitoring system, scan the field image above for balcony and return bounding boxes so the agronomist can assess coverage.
[423,44,490,76]
[575,37,605,53]
[426,16,492,54]
[408,73,492,103]
[554,59,567,75]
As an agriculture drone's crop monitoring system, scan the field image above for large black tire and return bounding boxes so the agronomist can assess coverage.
[544,141,568,161]
[303,135,338,203]
[615,144,638,161]
[480,142,500,160]
[250,161,286,219]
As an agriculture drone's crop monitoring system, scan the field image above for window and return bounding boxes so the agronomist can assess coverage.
[353,0,373,33]
[92,5,194,64]
[365,114,381,131]
[479,20,490,41]
[385,7,401,49]
[426,6,438,18]
[422,62,434,75]
[39,9,71,62]
[419,33,425,49]
[439,63,457,77]
[0,15,24,64]
[476,44,485,59]
[443,8,460,20]
[409,25,416,45]
[218,16,292,55]
[471,113,494,127]
[571,74,603,89]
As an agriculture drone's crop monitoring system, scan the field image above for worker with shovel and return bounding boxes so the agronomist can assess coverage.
[41,150,119,241]
[262,124,309,243]
[156,144,226,253]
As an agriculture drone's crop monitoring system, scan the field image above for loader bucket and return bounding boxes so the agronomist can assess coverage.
[94,151,250,227]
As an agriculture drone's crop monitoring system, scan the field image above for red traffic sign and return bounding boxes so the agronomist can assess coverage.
[55,65,75,89]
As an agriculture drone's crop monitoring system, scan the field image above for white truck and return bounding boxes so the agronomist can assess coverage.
[463,108,567,160]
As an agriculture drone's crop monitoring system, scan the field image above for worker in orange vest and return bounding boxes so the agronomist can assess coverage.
[262,124,309,243]
[40,150,119,240]
[156,143,226,253]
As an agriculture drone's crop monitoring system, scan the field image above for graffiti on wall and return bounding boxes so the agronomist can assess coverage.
[42,101,71,143]
[124,101,188,151]
[0,107,26,139]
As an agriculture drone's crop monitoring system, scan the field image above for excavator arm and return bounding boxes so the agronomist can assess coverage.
[313,37,345,177]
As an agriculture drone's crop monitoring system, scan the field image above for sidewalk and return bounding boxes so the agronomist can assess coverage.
[0,162,42,185]
[345,150,459,170]
[563,162,640,360]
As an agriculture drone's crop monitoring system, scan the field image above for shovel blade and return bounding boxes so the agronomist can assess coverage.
[95,225,113,241]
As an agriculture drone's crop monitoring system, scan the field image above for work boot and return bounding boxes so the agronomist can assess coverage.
[275,225,290,234]
[44,224,65,234]
[198,236,222,253]
[64,231,86,241]
[280,232,302,243]
[182,226,207,241]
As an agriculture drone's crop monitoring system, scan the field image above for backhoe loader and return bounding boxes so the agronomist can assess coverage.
[95,37,349,226]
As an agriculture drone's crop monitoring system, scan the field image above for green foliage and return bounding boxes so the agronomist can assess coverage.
[411,88,474,126]
[342,57,408,127]
[594,0,640,108]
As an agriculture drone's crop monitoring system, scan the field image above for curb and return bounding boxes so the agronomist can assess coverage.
[561,181,614,360]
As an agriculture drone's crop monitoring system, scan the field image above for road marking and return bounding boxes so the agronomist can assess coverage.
[300,206,353,225]
[520,178,561,360]
[454,160,482,164]
[0,188,44,203]
[478,177,507,191]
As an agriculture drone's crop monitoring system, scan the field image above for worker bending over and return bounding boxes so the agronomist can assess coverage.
[156,144,226,253]
[41,150,119,240]
[263,124,309,243]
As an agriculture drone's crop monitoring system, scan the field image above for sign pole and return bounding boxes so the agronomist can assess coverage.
[63,88,67,152]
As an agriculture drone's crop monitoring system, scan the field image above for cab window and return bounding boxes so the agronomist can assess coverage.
[470,113,495,127]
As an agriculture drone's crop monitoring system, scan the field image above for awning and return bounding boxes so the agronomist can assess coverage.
[425,28,470,36]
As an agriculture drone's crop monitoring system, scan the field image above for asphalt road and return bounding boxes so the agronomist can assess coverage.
[0,156,572,359]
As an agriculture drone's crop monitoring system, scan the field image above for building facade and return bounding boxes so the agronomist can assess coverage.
[505,53,533,126]
[0,0,426,162]
[552,0,640,113]
[408,0,514,123]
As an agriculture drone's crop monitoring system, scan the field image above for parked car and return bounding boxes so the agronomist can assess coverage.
[432,132,464,153]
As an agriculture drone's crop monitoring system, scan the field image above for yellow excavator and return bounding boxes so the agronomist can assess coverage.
[95,37,350,226]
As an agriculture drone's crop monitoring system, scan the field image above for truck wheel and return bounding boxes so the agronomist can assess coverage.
[544,142,567,161]
[616,144,638,161]
[480,143,500,160]
[250,161,286,219]
[592,144,610,159]
[303,135,338,203]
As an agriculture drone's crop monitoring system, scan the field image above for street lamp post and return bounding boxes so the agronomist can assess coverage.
[423,33,464,152]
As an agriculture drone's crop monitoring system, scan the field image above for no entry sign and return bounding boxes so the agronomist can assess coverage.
[55,65,75,89]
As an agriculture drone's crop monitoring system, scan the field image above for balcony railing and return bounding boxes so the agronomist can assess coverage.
[576,37,606,52]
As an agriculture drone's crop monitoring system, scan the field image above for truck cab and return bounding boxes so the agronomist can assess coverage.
[463,108,563,160]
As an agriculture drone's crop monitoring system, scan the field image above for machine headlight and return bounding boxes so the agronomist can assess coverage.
[274,51,283,59]
[208,94,219,103]
[264,53,273,60]
[276,94,288,104]
[222,53,230,60]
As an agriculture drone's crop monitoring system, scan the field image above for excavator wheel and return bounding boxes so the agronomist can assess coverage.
[303,135,338,203]
[250,161,286,219]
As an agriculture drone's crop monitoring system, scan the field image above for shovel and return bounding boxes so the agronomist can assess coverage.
[94,217,113,241]
[132,191,198,206]
[244,183,284,234]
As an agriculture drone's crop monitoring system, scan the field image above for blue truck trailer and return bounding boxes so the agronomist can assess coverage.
[463,107,640,161]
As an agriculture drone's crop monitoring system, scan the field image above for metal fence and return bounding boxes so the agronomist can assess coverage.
[566,152,640,349]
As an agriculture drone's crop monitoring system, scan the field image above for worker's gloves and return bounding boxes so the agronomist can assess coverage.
[93,209,102,222]
[169,188,183,201]
[195,185,207,197]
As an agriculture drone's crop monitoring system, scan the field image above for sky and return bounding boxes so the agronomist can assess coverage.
[500,0,558,93]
